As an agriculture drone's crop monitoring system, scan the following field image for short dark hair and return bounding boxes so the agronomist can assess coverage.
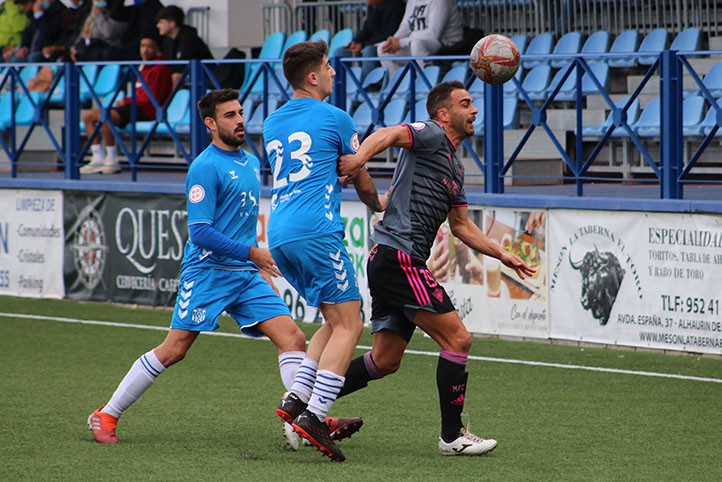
[140,31,162,48]
[155,6,185,26]
[283,40,329,90]
[426,80,466,120]
[198,88,240,120]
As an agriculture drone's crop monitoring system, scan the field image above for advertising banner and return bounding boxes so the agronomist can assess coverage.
[428,207,550,338]
[549,210,722,354]
[64,191,187,306]
[0,189,64,298]
[259,198,372,324]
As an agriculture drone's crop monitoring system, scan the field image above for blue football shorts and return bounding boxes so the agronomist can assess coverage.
[170,267,291,337]
[271,234,361,307]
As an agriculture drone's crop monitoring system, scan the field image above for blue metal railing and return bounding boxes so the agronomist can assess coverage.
[1,51,722,201]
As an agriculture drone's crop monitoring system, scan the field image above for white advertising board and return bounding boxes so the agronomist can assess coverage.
[433,207,550,339]
[549,210,722,354]
[0,189,64,298]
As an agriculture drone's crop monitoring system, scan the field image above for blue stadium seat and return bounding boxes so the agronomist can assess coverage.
[522,32,554,70]
[245,97,278,136]
[133,89,190,134]
[282,30,308,56]
[550,31,582,69]
[608,29,640,68]
[467,75,485,98]
[310,29,331,44]
[553,63,610,101]
[699,100,722,136]
[472,97,518,134]
[671,27,701,54]
[582,97,641,137]
[329,28,354,57]
[414,65,440,100]
[92,64,122,101]
[377,67,410,102]
[684,61,722,99]
[510,34,528,55]
[620,97,660,137]
[503,68,523,98]
[636,96,704,137]
[637,28,668,66]
[240,31,285,94]
[18,65,39,86]
[345,66,363,110]
[405,98,429,123]
[358,66,388,106]
[520,64,552,101]
[581,30,610,63]
[267,66,291,102]
[79,64,100,102]
[352,100,374,135]
[441,65,468,84]
[383,98,408,126]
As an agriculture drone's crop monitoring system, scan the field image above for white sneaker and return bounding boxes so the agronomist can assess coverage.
[438,427,498,456]
[99,156,121,174]
[283,421,300,451]
[79,155,105,174]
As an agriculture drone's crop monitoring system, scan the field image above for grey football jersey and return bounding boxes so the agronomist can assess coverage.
[371,120,467,261]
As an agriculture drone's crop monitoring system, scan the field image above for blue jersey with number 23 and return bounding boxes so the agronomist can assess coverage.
[263,98,359,249]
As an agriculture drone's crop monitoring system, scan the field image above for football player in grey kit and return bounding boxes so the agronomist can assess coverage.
[337,80,536,455]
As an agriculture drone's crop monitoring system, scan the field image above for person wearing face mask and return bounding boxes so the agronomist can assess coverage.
[69,0,127,62]
[32,0,92,62]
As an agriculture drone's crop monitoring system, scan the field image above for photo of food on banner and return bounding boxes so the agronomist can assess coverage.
[426,209,547,300]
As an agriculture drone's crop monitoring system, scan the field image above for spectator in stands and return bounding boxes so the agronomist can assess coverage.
[70,1,127,62]
[0,0,30,49]
[378,0,463,75]
[26,0,68,62]
[155,5,213,87]
[34,0,92,62]
[103,0,163,60]
[334,0,404,79]
[80,33,172,175]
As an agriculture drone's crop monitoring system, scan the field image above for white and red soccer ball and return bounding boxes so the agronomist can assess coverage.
[469,34,520,85]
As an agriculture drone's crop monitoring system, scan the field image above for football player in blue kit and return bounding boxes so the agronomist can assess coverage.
[264,40,386,462]
[87,88,359,446]
[337,81,536,456]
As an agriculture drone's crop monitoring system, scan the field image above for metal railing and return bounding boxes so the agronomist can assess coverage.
[265,1,722,40]
[187,6,211,46]
[2,52,722,201]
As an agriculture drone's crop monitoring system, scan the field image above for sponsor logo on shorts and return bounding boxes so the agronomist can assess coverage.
[192,308,206,324]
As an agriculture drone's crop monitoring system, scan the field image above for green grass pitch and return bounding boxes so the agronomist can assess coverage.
[1,296,721,481]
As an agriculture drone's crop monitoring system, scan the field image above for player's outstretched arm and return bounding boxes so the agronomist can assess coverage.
[338,125,411,176]
[448,205,536,279]
[351,168,387,212]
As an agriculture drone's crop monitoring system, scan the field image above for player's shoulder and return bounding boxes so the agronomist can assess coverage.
[408,119,443,136]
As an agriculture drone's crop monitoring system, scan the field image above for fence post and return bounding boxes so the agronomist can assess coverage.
[660,49,683,199]
[331,56,346,109]
[483,83,504,193]
[64,62,80,180]
[189,59,207,160]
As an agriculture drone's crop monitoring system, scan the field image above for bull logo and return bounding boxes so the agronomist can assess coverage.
[569,246,625,326]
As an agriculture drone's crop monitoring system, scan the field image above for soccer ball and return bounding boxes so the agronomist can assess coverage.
[469,34,520,85]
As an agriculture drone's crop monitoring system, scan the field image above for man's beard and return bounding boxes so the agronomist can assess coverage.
[218,128,245,147]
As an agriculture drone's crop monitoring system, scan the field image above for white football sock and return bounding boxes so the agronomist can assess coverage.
[289,357,318,403]
[91,144,104,160]
[278,351,304,391]
[105,146,118,163]
[307,370,345,420]
[102,350,165,418]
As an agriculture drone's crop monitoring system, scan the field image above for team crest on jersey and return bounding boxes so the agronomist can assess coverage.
[410,122,426,131]
[351,133,360,152]
[189,184,205,203]
[229,170,238,180]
